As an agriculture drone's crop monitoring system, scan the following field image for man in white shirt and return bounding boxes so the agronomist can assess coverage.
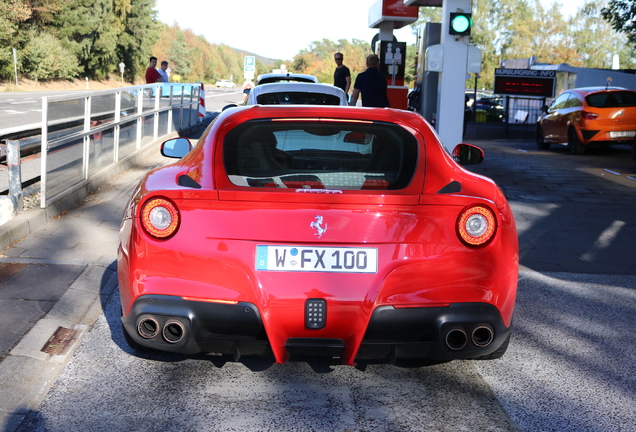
[158,60,170,83]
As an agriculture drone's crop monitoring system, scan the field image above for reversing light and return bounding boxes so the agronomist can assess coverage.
[457,205,496,246]
[141,197,180,239]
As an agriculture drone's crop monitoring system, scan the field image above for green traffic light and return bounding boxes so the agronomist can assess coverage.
[449,12,472,36]
[451,15,471,33]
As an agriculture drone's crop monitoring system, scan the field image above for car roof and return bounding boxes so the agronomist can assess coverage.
[246,82,348,105]
[568,86,630,94]
[256,73,318,85]
[215,105,426,130]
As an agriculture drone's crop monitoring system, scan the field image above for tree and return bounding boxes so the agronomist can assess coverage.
[116,0,160,82]
[52,0,119,79]
[21,31,79,80]
[602,0,636,45]
[0,0,31,79]
[572,0,636,69]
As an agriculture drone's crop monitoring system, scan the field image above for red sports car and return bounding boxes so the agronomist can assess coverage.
[118,105,518,365]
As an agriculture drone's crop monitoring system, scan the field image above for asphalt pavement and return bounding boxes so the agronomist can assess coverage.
[0,130,635,431]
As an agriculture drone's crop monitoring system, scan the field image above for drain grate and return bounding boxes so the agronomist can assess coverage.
[0,263,28,287]
[41,326,78,356]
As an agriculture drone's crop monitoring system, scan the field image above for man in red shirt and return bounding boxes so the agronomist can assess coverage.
[145,56,162,84]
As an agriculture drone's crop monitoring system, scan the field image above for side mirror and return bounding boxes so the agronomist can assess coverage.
[222,104,238,111]
[161,138,192,158]
[541,105,548,113]
[243,88,251,95]
[453,143,484,165]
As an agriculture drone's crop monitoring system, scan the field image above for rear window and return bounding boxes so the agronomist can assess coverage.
[223,120,418,190]
[586,91,636,108]
[258,77,316,85]
[256,92,342,105]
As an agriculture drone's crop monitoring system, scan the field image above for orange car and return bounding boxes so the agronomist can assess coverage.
[536,87,636,158]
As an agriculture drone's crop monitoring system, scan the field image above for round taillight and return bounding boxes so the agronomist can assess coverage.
[141,198,179,239]
[457,205,496,247]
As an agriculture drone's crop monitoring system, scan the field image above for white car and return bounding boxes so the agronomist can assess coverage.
[244,82,348,106]
[255,73,318,86]
[215,79,236,88]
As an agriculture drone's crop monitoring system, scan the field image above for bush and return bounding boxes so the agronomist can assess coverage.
[21,32,79,81]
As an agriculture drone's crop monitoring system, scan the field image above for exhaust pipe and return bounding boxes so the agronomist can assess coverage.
[162,319,186,344]
[472,325,494,347]
[445,328,467,350]
[137,316,160,339]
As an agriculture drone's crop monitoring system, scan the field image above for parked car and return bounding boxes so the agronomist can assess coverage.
[244,82,348,106]
[536,86,636,156]
[256,73,318,85]
[215,79,236,88]
[118,105,518,365]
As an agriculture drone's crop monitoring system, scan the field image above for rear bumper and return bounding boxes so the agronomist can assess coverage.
[121,295,511,363]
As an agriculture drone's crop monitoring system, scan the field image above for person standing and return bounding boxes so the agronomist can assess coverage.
[333,52,350,95]
[145,56,162,84]
[349,54,390,108]
[158,60,170,83]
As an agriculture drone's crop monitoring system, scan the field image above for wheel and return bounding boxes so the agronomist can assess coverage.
[536,126,550,149]
[471,333,510,360]
[568,129,585,155]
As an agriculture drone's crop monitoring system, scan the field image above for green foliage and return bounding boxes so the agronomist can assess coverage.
[21,31,79,80]
[602,0,636,45]
[0,0,31,44]
[117,0,160,82]
[292,38,372,84]
[3,0,636,89]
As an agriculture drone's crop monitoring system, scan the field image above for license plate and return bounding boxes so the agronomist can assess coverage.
[609,130,635,138]
[256,245,378,273]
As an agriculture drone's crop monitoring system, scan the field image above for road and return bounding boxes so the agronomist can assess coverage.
[0,86,244,194]
[0,86,244,132]
[1,110,636,431]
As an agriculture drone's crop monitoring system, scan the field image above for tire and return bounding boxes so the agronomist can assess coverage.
[536,126,550,149]
[471,333,510,360]
[632,141,636,164]
[568,129,586,155]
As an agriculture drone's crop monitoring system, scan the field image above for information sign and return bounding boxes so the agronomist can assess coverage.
[493,68,556,98]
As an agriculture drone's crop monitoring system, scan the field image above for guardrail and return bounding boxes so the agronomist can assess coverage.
[0,83,202,223]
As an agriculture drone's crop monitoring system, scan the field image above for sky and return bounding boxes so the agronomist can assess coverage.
[155,0,587,61]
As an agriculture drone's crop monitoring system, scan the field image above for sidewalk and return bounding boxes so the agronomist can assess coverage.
[0,124,207,431]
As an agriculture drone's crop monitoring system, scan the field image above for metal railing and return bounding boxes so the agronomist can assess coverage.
[38,83,201,208]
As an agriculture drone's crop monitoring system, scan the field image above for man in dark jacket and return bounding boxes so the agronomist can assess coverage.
[349,54,389,108]
[333,52,351,96]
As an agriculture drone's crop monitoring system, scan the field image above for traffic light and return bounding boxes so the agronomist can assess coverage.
[449,12,472,36]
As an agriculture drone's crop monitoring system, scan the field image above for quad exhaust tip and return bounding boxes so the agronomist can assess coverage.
[162,319,186,344]
[471,325,494,347]
[137,316,160,339]
[445,325,494,350]
[136,315,187,344]
[445,328,467,350]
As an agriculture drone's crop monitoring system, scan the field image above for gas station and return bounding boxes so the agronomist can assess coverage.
[369,0,480,150]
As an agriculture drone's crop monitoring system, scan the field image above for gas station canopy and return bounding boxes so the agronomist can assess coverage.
[403,0,443,6]
[369,0,419,29]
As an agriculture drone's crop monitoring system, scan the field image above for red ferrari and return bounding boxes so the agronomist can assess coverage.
[118,105,518,365]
